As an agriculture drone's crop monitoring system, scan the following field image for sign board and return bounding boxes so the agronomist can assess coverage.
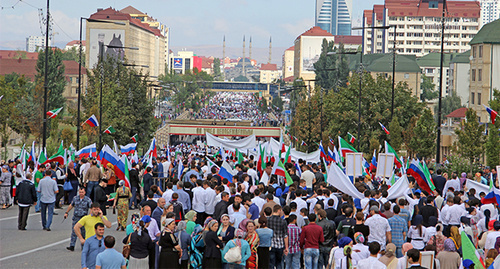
[376,153,395,178]
[173,58,183,69]
[88,29,126,68]
[345,153,363,177]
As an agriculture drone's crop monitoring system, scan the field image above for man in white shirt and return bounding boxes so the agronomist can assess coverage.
[191,180,207,224]
[247,163,258,185]
[364,206,392,250]
[162,159,171,179]
[203,181,217,217]
[260,163,272,185]
[200,160,209,179]
[161,183,174,203]
[485,221,500,250]
[228,194,247,216]
[357,242,386,269]
[292,189,308,214]
[251,188,266,211]
[300,165,315,194]
[443,196,466,226]
[229,202,247,228]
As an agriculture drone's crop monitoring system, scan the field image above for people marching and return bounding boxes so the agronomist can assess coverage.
[2,136,500,269]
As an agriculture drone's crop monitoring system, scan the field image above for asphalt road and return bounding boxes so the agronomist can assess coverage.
[0,204,140,269]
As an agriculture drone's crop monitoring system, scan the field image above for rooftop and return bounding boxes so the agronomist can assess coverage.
[0,50,38,60]
[470,19,500,45]
[450,50,470,64]
[286,46,295,51]
[0,58,85,80]
[89,8,162,37]
[295,26,333,41]
[446,107,468,118]
[120,5,144,15]
[334,35,362,45]
[66,40,86,47]
[385,0,480,18]
[346,53,422,73]
[260,63,278,71]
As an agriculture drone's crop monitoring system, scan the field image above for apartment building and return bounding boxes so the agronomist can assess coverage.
[362,0,480,57]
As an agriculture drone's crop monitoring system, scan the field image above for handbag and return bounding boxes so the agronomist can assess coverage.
[224,239,242,263]
[122,234,132,258]
[63,180,73,191]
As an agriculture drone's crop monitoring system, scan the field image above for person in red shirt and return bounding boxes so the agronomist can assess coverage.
[300,214,325,269]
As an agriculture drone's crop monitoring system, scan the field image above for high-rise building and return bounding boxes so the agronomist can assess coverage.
[315,0,353,35]
[26,36,50,53]
[479,0,500,26]
[362,0,480,57]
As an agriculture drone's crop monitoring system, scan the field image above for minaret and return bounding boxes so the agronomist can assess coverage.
[223,35,226,80]
[249,36,252,65]
[268,36,272,64]
[242,35,246,76]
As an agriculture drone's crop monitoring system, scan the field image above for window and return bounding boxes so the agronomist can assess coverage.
[479,45,483,57]
[426,68,434,74]
[478,93,482,105]
[404,73,410,79]
[472,69,476,81]
[429,1,439,8]
[472,46,477,58]
[478,69,482,81]
[471,92,475,104]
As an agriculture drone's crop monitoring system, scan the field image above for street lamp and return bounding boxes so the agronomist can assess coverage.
[436,0,448,164]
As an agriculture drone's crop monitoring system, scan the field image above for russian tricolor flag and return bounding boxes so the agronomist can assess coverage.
[120,143,137,156]
[369,149,377,171]
[219,161,236,182]
[84,115,99,127]
[407,159,432,194]
[379,122,390,135]
[148,138,157,158]
[483,104,498,124]
[76,144,97,159]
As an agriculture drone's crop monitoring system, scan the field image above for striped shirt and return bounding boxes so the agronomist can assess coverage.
[287,224,302,254]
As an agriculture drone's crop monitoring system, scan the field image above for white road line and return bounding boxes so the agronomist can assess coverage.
[0,221,118,261]
[0,212,40,221]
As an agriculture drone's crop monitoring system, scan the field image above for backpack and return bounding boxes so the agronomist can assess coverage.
[224,239,242,263]
[171,200,184,221]
[316,198,325,210]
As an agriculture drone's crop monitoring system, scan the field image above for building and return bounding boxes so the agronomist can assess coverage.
[259,63,281,83]
[479,0,500,26]
[64,40,86,52]
[282,46,295,82]
[293,26,335,84]
[85,8,166,78]
[468,18,500,122]
[416,53,452,101]
[362,0,480,57]
[0,50,38,60]
[170,51,202,74]
[448,50,471,106]
[120,6,170,71]
[333,35,362,51]
[26,36,50,53]
[315,0,353,35]
[440,107,467,160]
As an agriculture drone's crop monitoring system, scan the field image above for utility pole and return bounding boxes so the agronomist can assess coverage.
[436,0,447,164]
[42,0,50,149]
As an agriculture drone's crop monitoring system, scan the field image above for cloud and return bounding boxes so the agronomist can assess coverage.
[279,18,314,40]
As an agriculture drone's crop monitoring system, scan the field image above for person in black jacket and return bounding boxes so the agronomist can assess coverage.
[203,219,224,268]
[123,216,155,268]
[213,192,229,221]
[143,167,154,196]
[16,173,37,230]
[129,163,140,209]
[94,179,108,215]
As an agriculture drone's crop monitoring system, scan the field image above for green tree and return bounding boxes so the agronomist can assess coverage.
[313,40,349,93]
[389,115,403,151]
[436,90,463,121]
[212,58,223,81]
[420,74,437,102]
[455,108,485,173]
[271,96,284,111]
[62,47,86,67]
[409,109,436,159]
[485,89,500,167]
[3,74,35,143]
[36,48,67,110]
[0,76,16,159]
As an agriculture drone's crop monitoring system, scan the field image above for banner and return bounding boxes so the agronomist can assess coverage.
[327,162,364,199]
[205,132,256,150]
[268,138,320,163]
[386,175,410,200]
[466,179,490,199]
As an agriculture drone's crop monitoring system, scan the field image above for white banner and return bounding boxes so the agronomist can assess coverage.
[386,175,410,200]
[327,162,364,199]
[205,132,256,151]
[466,179,490,199]
[268,138,320,163]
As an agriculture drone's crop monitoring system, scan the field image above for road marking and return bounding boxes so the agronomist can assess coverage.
[0,221,117,261]
[0,212,40,221]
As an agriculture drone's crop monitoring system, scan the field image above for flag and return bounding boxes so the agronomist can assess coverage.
[0,95,3,101]
[69,144,76,162]
[322,157,329,181]
[120,143,137,156]
[421,160,435,191]
[347,132,356,144]
[461,231,486,269]
[484,104,498,124]
[379,122,390,134]
[84,115,99,127]
[131,134,138,143]
[43,141,65,165]
[294,162,302,178]
[37,147,47,168]
[481,189,500,205]
[46,107,63,119]
[104,126,116,134]
[300,140,307,146]
[119,155,131,188]
[407,159,434,194]
[369,149,377,171]
[284,144,292,163]
[29,141,36,166]
[76,143,97,159]
[131,151,139,164]
[338,136,357,157]
[236,148,244,164]
[318,141,329,162]
[219,161,236,182]
[113,140,120,155]
[276,160,293,186]
[329,137,334,145]
[147,138,157,158]
[385,141,402,168]
[327,161,364,199]
[207,158,219,171]
[177,160,184,180]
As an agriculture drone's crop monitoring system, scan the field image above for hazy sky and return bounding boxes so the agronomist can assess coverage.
[0,0,378,51]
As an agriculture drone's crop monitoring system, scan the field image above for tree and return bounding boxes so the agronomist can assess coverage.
[36,48,67,110]
[313,40,349,93]
[62,47,86,67]
[389,115,403,151]
[212,58,223,81]
[271,96,284,111]
[0,76,16,159]
[409,109,436,159]
[3,74,34,143]
[420,74,437,102]
[436,90,463,121]
[485,89,500,167]
[455,108,485,173]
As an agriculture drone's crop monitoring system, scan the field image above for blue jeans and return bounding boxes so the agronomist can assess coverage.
[40,202,55,229]
[130,187,137,208]
[270,247,284,269]
[304,248,319,269]
[35,192,41,212]
[226,264,245,269]
[86,181,98,199]
[70,216,85,247]
[285,251,301,269]
[318,246,332,269]
[396,246,403,258]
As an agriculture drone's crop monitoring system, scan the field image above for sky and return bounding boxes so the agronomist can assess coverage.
[0,0,378,59]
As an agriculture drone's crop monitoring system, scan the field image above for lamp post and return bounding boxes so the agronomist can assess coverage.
[436,0,447,164]
[42,0,50,149]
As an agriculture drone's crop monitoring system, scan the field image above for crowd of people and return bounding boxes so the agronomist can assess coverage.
[1,145,500,269]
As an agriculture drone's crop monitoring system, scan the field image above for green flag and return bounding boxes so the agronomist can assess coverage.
[104,126,116,134]
[460,231,485,269]
[236,148,244,164]
[420,161,436,191]
[384,141,403,168]
[277,160,293,186]
[44,141,65,165]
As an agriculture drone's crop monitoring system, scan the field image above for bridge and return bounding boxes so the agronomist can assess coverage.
[204,81,280,99]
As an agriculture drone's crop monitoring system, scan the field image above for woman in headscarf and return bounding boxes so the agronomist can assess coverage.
[189,224,203,269]
[218,214,235,245]
[239,218,250,233]
[126,213,140,235]
[379,243,398,269]
[396,243,413,269]
[66,161,79,204]
[123,216,155,268]
[459,172,467,190]
[436,238,461,269]
[407,215,427,250]
[113,180,132,231]
[245,220,259,269]
[426,223,447,254]
[449,226,462,251]
[105,163,116,194]
[176,221,191,269]
[159,218,181,269]
[352,232,369,263]
[185,210,197,235]
[203,219,224,268]
[331,236,353,268]
[222,229,251,268]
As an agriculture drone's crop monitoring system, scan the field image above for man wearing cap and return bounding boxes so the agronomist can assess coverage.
[38,169,59,231]
[364,205,392,250]
[485,221,500,250]
[0,164,12,209]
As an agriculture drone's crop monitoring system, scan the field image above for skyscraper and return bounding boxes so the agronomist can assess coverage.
[479,0,500,27]
[315,0,352,35]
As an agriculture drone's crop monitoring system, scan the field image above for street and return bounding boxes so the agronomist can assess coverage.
[0,204,139,269]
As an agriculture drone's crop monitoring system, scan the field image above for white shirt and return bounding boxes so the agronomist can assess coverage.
[230,211,247,228]
[260,172,270,185]
[292,197,308,214]
[80,163,90,179]
[201,165,209,178]
[396,256,407,269]
[162,161,171,177]
[252,196,266,212]
[228,204,247,216]
[291,211,305,228]
[162,189,174,203]
[364,214,391,249]
[147,218,161,240]
[443,179,460,194]
[361,198,371,215]
[408,226,427,250]
[329,194,339,209]
[481,204,498,220]
[247,168,258,184]
[485,230,500,250]
[357,256,386,269]
[352,243,370,263]
[301,170,315,188]
[204,187,217,214]
[192,186,206,213]
[444,204,466,225]
[439,204,450,225]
